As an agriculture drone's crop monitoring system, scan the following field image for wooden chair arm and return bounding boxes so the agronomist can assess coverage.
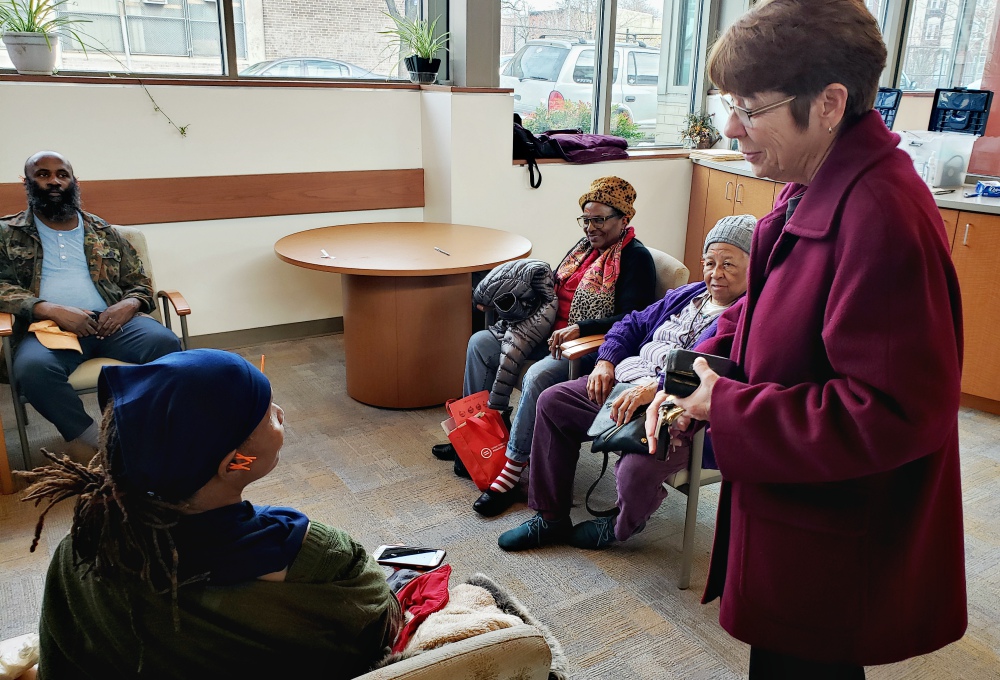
[561,334,606,362]
[157,290,191,316]
[558,333,604,352]
[0,312,13,337]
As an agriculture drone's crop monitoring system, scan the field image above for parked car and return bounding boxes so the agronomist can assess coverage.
[241,57,388,79]
[500,38,660,138]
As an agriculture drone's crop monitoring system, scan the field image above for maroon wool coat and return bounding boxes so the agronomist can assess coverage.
[697,110,967,665]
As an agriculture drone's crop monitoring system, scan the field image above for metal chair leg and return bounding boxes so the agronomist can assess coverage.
[677,428,706,590]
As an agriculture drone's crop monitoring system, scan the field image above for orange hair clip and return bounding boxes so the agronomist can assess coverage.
[228,452,257,471]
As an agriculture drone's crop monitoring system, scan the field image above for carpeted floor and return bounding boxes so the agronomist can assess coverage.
[1,333,998,678]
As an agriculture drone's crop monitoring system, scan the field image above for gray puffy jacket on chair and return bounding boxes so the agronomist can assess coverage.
[473,259,557,410]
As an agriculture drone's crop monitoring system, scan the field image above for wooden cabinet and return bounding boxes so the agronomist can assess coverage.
[939,208,960,251]
[684,165,777,281]
[952,212,1000,405]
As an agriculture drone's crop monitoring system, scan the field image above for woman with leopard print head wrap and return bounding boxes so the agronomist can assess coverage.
[432,176,656,518]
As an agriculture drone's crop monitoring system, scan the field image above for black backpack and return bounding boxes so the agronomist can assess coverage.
[512,114,577,188]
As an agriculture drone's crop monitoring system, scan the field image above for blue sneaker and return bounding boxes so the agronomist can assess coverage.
[497,513,571,552]
[570,515,646,549]
[569,515,618,549]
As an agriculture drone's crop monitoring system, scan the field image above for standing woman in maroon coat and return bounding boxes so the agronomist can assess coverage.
[647,1,966,678]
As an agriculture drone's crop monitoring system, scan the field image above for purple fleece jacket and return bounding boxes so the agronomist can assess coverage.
[596,280,741,470]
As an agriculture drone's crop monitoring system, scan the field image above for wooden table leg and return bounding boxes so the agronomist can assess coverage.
[342,273,472,408]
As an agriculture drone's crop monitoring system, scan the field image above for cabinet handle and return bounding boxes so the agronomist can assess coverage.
[735,183,744,204]
[963,223,971,246]
[725,181,733,201]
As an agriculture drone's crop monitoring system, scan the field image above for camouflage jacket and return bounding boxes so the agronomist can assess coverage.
[0,209,156,348]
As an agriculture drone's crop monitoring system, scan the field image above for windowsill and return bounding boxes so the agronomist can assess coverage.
[0,74,522,94]
[0,72,421,88]
[513,148,691,166]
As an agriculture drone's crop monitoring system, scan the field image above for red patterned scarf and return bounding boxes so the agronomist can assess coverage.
[554,226,635,325]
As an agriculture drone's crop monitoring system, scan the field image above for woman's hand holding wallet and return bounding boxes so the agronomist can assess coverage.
[645,357,720,456]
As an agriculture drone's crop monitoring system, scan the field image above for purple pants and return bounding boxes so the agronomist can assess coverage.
[528,376,690,541]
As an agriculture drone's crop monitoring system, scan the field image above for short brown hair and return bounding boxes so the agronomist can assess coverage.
[707,0,886,129]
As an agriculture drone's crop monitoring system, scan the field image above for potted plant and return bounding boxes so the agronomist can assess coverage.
[680,111,721,149]
[0,0,87,75]
[380,12,449,84]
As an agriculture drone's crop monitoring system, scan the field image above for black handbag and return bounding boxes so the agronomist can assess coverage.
[587,383,647,453]
[585,384,685,516]
[662,348,740,398]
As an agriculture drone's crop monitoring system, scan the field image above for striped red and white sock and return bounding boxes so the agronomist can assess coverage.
[490,459,525,494]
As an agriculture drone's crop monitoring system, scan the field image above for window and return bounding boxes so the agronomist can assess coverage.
[50,0,234,74]
[628,51,659,85]
[672,0,698,87]
[924,16,943,41]
[0,0,412,80]
[500,0,695,148]
[898,0,996,91]
[572,49,620,84]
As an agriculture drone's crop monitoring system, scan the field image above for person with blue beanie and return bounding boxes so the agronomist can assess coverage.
[18,348,401,679]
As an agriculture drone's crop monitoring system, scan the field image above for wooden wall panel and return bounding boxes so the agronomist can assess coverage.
[0,168,425,225]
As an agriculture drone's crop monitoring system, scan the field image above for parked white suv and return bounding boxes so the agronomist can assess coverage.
[500,38,660,139]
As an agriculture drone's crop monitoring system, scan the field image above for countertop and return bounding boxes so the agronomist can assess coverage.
[690,157,1000,216]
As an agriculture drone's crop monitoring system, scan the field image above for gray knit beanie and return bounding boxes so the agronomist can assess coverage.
[704,213,755,255]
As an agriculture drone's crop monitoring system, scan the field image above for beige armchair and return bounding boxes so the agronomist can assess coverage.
[0,225,191,488]
[0,625,555,680]
[361,625,554,680]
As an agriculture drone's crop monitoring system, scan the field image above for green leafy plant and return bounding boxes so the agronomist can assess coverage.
[523,100,644,142]
[379,12,449,60]
[0,0,88,49]
[680,111,721,148]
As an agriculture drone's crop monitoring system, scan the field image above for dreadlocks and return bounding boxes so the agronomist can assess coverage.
[16,403,188,624]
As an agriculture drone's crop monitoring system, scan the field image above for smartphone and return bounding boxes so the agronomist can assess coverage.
[372,544,446,570]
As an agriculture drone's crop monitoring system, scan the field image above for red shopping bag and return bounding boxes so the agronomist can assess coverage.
[441,394,508,491]
[444,391,492,425]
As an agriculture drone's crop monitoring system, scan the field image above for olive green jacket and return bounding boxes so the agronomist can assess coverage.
[38,521,402,679]
[0,209,155,350]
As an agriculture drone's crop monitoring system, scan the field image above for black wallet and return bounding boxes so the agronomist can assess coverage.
[662,349,739,398]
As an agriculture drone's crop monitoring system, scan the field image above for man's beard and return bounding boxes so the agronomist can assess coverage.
[25,178,81,222]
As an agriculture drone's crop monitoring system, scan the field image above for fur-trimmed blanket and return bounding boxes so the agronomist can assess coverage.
[376,573,569,680]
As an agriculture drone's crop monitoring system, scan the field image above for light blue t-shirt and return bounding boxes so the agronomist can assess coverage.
[37,215,108,312]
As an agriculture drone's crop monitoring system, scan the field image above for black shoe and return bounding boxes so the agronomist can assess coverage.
[432,443,456,460]
[473,488,520,517]
[453,456,470,479]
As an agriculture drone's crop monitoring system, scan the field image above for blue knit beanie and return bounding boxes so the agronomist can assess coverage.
[97,349,272,501]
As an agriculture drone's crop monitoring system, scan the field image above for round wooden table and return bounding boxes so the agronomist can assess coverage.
[274,222,532,408]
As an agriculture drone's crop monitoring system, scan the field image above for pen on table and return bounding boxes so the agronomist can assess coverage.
[320,249,333,259]
[260,354,266,374]
[434,247,451,256]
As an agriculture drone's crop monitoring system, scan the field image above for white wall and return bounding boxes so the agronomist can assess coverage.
[0,81,692,338]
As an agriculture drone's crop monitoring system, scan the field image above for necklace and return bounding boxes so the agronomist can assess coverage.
[681,295,722,347]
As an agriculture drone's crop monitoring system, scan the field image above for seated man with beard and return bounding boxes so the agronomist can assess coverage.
[0,150,181,456]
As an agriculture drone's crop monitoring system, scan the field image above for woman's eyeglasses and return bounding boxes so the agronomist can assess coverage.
[720,94,796,128]
[577,214,620,229]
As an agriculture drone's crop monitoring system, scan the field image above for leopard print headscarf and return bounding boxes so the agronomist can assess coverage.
[577,176,637,219]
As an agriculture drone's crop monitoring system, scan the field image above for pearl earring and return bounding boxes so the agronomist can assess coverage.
[828,126,834,134]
